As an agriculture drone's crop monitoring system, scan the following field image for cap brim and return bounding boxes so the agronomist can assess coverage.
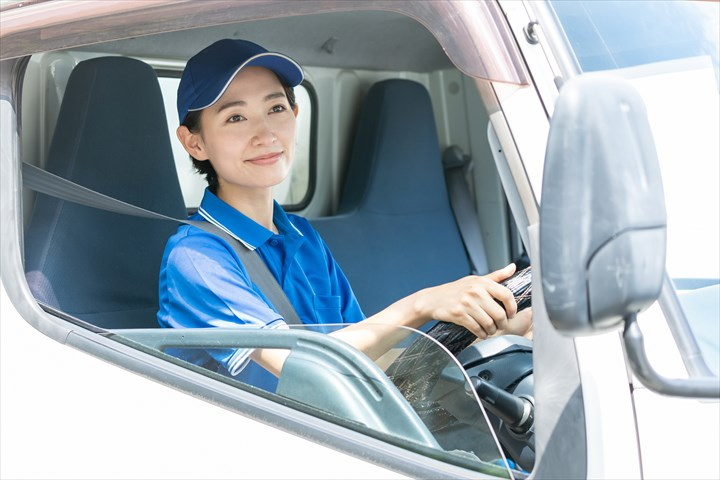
[188,52,304,113]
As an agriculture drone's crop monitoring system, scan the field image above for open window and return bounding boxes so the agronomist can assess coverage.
[4,2,535,478]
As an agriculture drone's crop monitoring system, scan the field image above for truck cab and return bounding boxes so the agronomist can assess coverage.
[1,1,718,478]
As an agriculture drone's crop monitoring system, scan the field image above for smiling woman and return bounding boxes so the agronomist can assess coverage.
[159,73,313,210]
[157,37,530,393]
[178,67,300,204]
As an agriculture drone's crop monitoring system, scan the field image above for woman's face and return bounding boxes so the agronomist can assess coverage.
[192,66,298,196]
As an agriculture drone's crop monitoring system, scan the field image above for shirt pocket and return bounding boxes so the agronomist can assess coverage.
[312,294,343,325]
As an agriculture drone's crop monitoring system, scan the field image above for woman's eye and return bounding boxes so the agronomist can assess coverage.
[227,114,245,123]
[270,104,287,114]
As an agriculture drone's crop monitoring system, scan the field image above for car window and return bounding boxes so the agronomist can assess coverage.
[158,75,314,211]
[551,0,719,78]
[6,3,531,477]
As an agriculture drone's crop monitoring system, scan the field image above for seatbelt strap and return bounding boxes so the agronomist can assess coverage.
[442,146,489,275]
[183,221,302,326]
[22,162,302,325]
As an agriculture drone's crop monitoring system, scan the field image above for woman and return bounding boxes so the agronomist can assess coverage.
[158,39,531,390]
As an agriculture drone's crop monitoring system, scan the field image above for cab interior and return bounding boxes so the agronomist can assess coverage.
[21,8,522,329]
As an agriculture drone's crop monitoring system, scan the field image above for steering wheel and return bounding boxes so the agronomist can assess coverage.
[386,266,532,387]
[384,266,534,466]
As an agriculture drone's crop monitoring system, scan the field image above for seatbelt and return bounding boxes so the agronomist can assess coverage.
[442,146,489,275]
[22,162,302,326]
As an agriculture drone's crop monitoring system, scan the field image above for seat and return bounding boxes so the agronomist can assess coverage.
[311,79,484,316]
[24,56,187,329]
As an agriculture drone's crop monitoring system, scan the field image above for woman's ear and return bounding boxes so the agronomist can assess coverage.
[292,104,299,118]
[176,125,209,160]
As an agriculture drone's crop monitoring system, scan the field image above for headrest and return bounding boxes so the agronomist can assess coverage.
[338,79,448,215]
[45,56,183,214]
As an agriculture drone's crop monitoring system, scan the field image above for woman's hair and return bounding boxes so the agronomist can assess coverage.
[182,75,297,193]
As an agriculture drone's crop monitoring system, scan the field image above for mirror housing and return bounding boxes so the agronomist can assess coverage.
[540,74,666,334]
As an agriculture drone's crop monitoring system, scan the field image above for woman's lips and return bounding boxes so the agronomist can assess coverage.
[246,151,283,165]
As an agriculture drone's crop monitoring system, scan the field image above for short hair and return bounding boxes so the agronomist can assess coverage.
[182,76,297,194]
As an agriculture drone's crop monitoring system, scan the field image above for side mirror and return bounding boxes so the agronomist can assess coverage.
[540,74,719,398]
[540,74,666,334]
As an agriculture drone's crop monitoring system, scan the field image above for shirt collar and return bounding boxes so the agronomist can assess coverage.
[197,188,302,250]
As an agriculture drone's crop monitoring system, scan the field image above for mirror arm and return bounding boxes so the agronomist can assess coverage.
[657,272,715,378]
[622,313,720,398]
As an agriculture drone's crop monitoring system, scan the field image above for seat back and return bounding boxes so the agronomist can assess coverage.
[24,56,187,329]
[311,79,478,315]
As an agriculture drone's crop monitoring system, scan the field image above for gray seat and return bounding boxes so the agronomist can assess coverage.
[24,56,186,329]
[311,79,484,316]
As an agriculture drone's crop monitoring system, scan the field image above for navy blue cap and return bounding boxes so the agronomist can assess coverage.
[177,39,304,124]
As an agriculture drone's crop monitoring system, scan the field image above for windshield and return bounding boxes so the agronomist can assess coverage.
[551,0,720,287]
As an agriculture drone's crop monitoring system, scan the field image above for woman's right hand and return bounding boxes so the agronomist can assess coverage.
[337,263,525,366]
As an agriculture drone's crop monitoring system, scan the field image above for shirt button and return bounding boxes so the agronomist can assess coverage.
[270,239,279,247]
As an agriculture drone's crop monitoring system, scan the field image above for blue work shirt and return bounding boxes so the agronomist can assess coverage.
[157,189,365,391]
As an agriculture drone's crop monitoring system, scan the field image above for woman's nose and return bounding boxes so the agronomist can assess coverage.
[251,121,277,145]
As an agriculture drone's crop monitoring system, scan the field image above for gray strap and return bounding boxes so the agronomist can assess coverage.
[442,146,489,275]
[22,162,302,325]
[192,221,302,325]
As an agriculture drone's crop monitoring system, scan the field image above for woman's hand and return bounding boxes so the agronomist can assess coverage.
[495,307,533,340]
[413,263,519,339]
[332,263,532,367]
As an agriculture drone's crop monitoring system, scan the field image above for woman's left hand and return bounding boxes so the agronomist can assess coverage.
[493,307,533,340]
